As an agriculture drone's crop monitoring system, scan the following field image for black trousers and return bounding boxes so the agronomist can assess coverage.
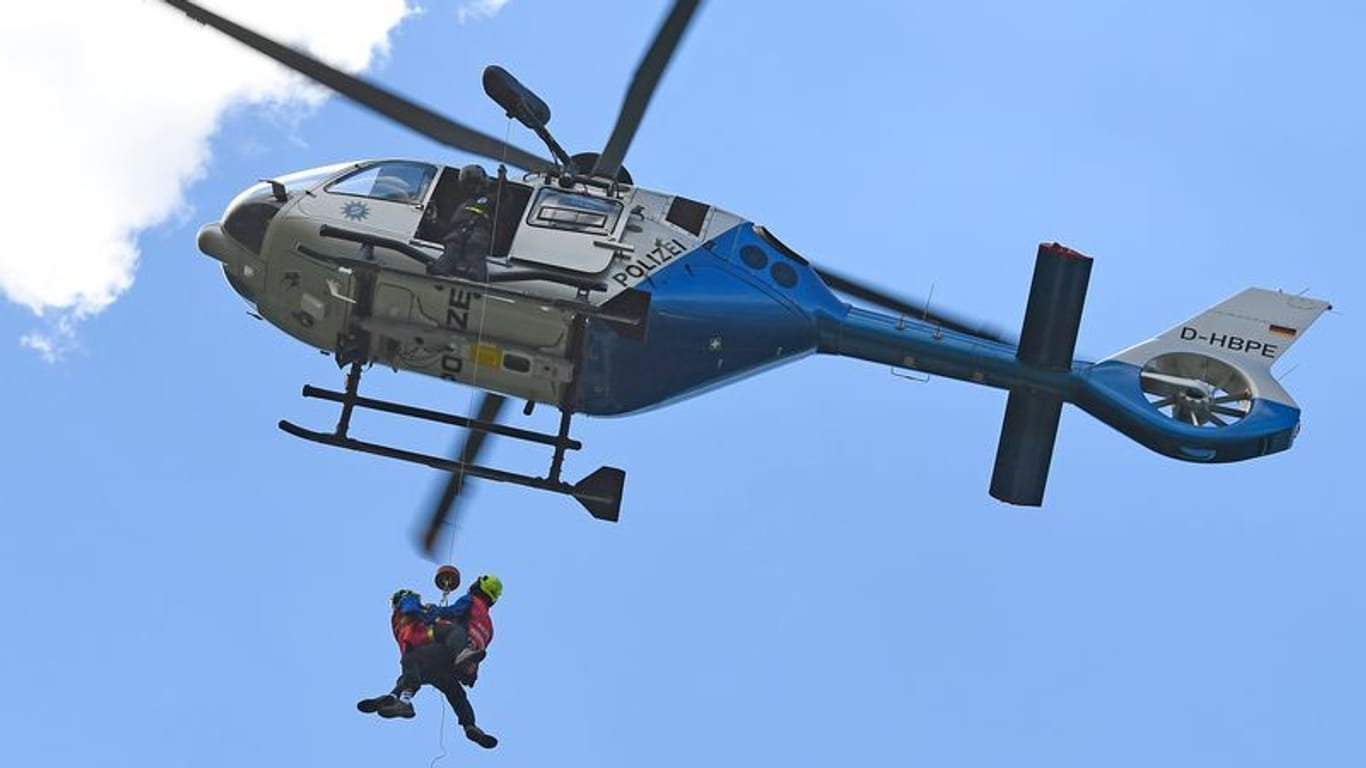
[433,621,471,657]
[393,643,477,726]
[395,623,469,692]
[431,224,491,280]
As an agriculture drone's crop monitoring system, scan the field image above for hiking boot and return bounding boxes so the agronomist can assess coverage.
[357,694,396,714]
[378,698,416,719]
[464,724,498,749]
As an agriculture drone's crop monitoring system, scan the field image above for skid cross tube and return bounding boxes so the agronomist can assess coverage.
[547,406,574,483]
[299,385,582,451]
[277,413,622,520]
[277,421,608,499]
[333,362,364,437]
[277,318,624,522]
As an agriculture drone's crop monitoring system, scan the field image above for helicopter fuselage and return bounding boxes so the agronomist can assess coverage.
[165,0,1330,519]
[197,157,1324,500]
[198,159,847,417]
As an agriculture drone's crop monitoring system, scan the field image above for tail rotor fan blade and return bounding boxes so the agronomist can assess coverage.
[419,393,509,556]
[592,0,703,180]
[1139,367,1252,429]
[161,1,549,171]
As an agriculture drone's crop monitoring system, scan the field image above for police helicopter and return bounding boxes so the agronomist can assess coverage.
[164,1,1331,554]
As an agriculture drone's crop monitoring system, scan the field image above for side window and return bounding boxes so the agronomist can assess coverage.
[528,188,622,235]
[326,161,436,203]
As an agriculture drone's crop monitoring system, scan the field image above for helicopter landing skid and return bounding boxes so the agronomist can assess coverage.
[277,371,624,522]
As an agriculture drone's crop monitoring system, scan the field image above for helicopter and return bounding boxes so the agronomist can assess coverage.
[164,0,1330,555]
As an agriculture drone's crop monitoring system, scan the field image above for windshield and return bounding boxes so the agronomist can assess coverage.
[278,161,357,194]
[222,161,358,218]
[325,161,437,203]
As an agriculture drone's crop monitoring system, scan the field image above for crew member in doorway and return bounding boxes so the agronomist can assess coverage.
[427,164,495,281]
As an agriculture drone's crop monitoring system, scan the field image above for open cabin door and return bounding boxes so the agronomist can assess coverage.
[414,168,534,259]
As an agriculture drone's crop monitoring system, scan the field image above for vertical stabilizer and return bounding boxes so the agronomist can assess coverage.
[1105,288,1331,407]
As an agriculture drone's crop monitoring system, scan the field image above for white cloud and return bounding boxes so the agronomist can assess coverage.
[19,313,76,363]
[457,0,511,24]
[0,0,412,359]
[20,331,59,363]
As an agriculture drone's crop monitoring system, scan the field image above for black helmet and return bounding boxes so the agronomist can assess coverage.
[458,164,488,194]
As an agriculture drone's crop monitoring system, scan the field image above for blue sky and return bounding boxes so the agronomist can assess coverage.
[2,2,1362,765]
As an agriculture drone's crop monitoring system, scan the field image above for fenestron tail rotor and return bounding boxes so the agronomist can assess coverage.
[1139,355,1253,428]
[160,0,550,172]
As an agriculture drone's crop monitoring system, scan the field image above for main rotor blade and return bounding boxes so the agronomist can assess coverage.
[813,265,1014,344]
[420,392,509,556]
[592,0,703,180]
[161,0,550,172]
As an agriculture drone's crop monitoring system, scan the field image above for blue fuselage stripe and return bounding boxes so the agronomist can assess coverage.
[576,222,1301,463]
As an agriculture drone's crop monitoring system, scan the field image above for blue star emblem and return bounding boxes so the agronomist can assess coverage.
[340,200,370,221]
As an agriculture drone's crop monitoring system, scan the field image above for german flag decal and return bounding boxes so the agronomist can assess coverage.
[1269,324,1298,337]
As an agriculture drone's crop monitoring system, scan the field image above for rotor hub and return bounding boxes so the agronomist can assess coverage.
[1139,353,1252,429]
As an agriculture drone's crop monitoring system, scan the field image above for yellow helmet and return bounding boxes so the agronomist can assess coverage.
[475,574,503,604]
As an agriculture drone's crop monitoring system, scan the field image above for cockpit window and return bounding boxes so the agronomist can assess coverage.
[326,161,437,203]
[527,188,623,235]
[222,162,356,220]
[277,161,355,195]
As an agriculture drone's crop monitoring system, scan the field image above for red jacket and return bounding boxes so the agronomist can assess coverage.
[390,595,450,655]
[429,593,495,651]
[465,594,494,650]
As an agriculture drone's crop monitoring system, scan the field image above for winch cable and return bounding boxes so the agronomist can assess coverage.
[446,117,514,562]
[430,120,515,765]
[427,586,455,767]
[426,581,459,765]
[429,707,450,768]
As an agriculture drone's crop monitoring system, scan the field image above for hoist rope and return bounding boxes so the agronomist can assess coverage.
[423,583,456,764]
[428,705,450,768]
[431,118,517,765]
[446,117,515,565]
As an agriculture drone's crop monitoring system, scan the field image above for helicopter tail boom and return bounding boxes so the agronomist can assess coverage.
[815,243,1330,506]
[990,247,1333,505]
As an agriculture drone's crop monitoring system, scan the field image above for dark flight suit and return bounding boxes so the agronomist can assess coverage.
[392,643,478,727]
[428,193,493,281]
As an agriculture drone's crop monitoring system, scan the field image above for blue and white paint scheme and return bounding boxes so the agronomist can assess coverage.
[163,0,1332,518]
[195,159,1330,506]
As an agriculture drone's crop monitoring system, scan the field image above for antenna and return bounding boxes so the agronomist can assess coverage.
[922,284,944,339]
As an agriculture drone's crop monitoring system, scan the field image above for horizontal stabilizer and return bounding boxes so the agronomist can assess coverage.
[1016,243,1093,370]
[990,390,1064,505]
[989,243,1093,505]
